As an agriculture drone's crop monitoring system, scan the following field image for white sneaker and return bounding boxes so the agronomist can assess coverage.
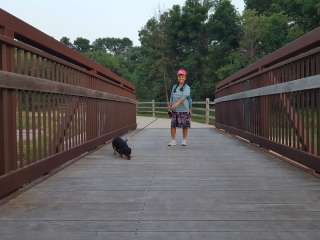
[168,140,177,146]
[181,139,188,146]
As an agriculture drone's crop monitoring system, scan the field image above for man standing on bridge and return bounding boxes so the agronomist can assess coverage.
[168,68,192,146]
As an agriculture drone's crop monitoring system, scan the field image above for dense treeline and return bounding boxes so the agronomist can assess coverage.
[60,0,320,100]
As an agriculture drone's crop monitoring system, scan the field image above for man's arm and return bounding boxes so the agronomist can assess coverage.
[168,85,175,110]
[172,97,186,108]
[172,86,190,109]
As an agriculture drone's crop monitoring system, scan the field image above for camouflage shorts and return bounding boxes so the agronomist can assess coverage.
[171,112,191,129]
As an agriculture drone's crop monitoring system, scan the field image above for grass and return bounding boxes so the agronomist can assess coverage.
[16,111,85,165]
[137,110,215,125]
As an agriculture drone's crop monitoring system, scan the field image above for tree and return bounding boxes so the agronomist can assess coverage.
[206,0,241,85]
[62,0,316,101]
[60,37,73,48]
[73,37,91,53]
[272,0,320,32]
[208,0,241,50]
[92,37,133,56]
[239,10,291,63]
[135,0,216,100]
[260,12,289,55]
[91,38,106,52]
[244,0,273,14]
[86,51,120,74]
[245,0,320,33]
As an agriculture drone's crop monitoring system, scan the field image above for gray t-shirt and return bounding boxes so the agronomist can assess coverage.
[170,84,191,112]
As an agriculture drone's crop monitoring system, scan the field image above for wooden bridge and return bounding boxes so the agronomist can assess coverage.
[1,117,320,240]
[1,9,320,240]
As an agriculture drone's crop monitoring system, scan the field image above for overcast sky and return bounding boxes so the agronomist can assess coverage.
[1,0,245,46]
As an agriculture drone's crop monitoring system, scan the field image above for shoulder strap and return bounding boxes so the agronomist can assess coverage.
[170,84,177,103]
[174,83,186,93]
[173,84,179,93]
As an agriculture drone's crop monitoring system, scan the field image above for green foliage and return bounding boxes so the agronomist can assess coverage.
[60,37,73,48]
[73,37,91,53]
[246,0,320,32]
[244,0,273,14]
[132,0,241,100]
[274,0,320,32]
[207,0,242,83]
[239,10,264,63]
[92,37,133,56]
[85,51,121,73]
[209,0,241,49]
[61,0,318,101]
[261,12,289,54]
[238,10,291,63]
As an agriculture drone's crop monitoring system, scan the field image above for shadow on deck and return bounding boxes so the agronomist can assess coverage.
[1,117,320,240]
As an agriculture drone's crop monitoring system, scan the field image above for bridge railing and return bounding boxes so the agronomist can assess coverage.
[0,9,136,198]
[214,27,320,172]
[137,99,215,125]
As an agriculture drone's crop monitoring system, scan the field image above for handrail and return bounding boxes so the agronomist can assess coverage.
[216,26,320,92]
[214,74,320,104]
[0,9,137,199]
[0,71,136,104]
[215,28,320,173]
[0,8,135,92]
[0,35,130,90]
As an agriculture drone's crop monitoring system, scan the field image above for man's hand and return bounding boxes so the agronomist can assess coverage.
[172,98,185,109]
[171,103,177,110]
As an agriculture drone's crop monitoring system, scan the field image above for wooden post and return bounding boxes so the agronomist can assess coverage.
[205,98,210,125]
[152,100,155,118]
[0,27,17,174]
[136,102,138,116]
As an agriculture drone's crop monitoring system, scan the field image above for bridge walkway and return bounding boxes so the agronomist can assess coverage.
[1,117,320,239]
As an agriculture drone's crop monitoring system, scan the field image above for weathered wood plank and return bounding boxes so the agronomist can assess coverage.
[0,71,136,104]
[0,118,320,239]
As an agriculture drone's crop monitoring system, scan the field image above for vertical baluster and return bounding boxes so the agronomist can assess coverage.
[317,89,320,156]
[311,90,315,155]
[37,93,42,160]
[53,95,57,153]
[305,92,310,152]
[292,93,296,149]
[43,94,48,157]
[31,92,37,162]
[60,97,65,152]
[277,95,281,144]
[71,97,75,148]
[56,95,61,153]
[18,91,23,167]
[299,92,305,150]
[48,94,54,155]
[25,92,31,164]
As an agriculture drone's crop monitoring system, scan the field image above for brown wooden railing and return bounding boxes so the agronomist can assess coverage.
[215,27,320,172]
[0,9,136,198]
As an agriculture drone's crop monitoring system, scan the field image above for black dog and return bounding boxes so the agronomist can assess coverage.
[112,137,131,160]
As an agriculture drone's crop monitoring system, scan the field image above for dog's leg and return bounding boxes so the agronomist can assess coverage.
[112,146,117,155]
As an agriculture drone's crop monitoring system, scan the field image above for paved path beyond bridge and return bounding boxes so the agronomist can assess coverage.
[1,117,320,239]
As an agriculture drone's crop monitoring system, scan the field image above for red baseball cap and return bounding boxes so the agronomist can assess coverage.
[177,68,187,76]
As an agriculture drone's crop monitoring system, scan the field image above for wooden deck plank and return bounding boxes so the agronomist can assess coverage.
[1,118,320,239]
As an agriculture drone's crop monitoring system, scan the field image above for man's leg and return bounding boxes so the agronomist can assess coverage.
[182,128,188,141]
[171,127,177,140]
[168,127,177,146]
